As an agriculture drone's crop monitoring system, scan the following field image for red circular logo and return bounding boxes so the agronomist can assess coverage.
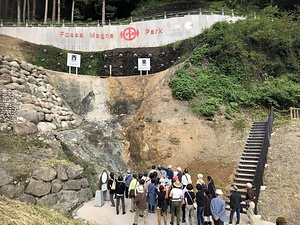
[120,27,139,41]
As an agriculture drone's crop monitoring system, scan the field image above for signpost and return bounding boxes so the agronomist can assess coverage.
[138,58,150,75]
[67,53,81,75]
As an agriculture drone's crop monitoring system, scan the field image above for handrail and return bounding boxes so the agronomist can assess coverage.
[253,107,274,214]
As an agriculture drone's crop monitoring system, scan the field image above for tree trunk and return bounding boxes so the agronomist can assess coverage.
[71,0,75,24]
[17,0,21,26]
[4,0,9,20]
[102,0,105,25]
[32,0,36,20]
[27,0,30,22]
[52,0,56,22]
[44,0,48,24]
[22,0,26,23]
[57,0,60,24]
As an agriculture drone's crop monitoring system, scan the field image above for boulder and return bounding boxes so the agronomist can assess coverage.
[0,168,13,187]
[37,122,57,132]
[25,179,51,197]
[63,180,82,190]
[32,167,57,181]
[51,179,63,193]
[56,165,68,181]
[66,165,84,179]
[0,184,24,198]
[0,73,12,85]
[16,108,39,125]
[13,121,38,134]
[36,193,58,207]
[18,193,37,205]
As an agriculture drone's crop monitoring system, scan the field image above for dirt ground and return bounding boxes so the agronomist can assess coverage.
[1,34,299,224]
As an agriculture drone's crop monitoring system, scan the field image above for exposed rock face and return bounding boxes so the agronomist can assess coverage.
[0,55,82,134]
[0,165,92,214]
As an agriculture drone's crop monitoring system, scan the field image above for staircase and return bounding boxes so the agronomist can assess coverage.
[231,122,267,202]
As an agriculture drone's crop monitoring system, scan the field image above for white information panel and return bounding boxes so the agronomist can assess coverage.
[67,53,81,68]
[138,58,150,71]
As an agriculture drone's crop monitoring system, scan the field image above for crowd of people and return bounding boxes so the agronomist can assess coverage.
[105,165,287,225]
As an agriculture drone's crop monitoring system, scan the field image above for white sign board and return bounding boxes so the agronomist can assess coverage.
[67,53,81,68]
[138,58,150,71]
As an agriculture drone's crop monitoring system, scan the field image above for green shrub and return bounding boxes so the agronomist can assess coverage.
[200,98,223,117]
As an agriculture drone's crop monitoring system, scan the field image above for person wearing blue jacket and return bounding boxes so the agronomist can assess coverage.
[210,189,227,225]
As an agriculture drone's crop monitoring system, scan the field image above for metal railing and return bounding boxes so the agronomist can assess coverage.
[253,107,274,214]
[290,107,300,119]
[0,8,243,28]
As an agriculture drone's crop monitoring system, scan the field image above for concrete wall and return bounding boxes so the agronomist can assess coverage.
[0,14,242,52]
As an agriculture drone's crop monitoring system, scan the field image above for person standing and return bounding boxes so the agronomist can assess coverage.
[204,190,213,225]
[156,184,168,225]
[245,183,256,225]
[129,174,139,212]
[169,180,183,225]
[184,183,196,225]
[107,172,116,207]
[147,178,157,213]
[210,189,227,225]
[133,185,149,225]
[229,185,242,225]
[196,183,206,225]
[207,176,216,198]
[124,169,132,199]
[115,175,126,215]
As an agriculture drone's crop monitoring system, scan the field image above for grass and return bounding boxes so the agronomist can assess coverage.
[0,196,88,225]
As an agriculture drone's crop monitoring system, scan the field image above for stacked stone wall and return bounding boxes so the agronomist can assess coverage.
[0,55,82,134]
[0,165,92,214]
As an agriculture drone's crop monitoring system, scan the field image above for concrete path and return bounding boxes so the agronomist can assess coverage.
[74,198,275,225]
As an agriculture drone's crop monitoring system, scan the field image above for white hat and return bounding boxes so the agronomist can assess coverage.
[197,174,203,179]
[215,189,223,195]
[137,185,144,193]
[168,165,172,169]
[177,167,181,171]
[127,169,131,173]
[246,183,252,188]
[232,185,238,191]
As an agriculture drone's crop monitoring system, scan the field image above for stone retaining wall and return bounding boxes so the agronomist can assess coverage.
[0,55,82,134]
[0,165,92,214]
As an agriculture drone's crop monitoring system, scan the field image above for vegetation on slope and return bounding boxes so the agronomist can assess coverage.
[169,6,300,118]
[0,196,86,225]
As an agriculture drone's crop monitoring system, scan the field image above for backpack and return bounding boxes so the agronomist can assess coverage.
[111,179,116,190]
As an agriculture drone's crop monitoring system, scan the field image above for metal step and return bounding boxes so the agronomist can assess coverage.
[236,173,255,179]
[239,159,258,165]
[242,152,260,156]
[241,155,259,161]
[234,177,253,183]
[238,164,257,169]
[237,168,256,174]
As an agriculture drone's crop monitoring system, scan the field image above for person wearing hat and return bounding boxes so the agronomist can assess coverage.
[158,164,174,182]
[229,185,242,225]
[276,216,287,225]
[245,183,256,225]
[210,189,227,225]
[124,169,132,199]
[169,180,183,225]
[133,185,149,225]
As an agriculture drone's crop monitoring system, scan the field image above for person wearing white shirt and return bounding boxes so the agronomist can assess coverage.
[181,168,192,189]
[169,180,183,225]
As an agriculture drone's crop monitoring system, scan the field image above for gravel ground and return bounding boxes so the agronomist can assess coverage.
[259,120,300,224]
